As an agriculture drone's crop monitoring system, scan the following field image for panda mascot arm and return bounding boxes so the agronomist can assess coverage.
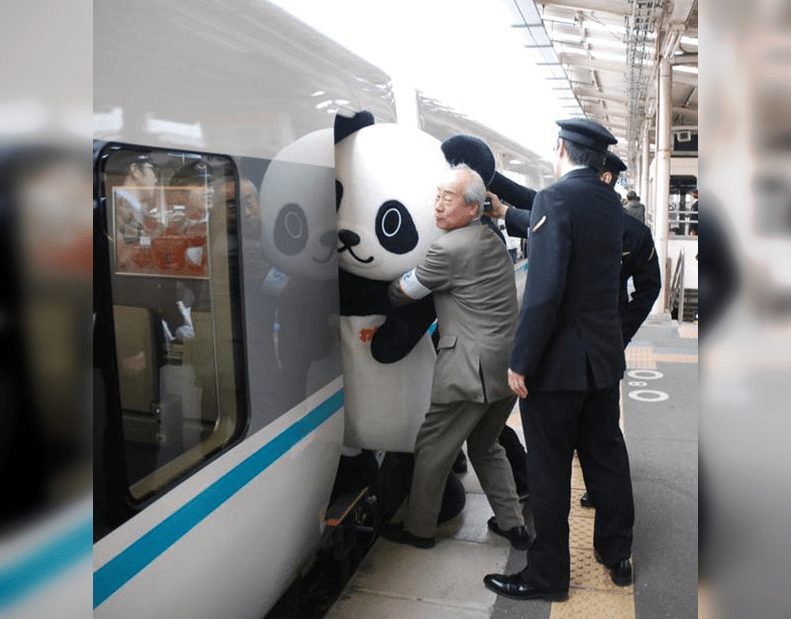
[370,294,436,363]
[489,173,536,238]
[441,134,536,238]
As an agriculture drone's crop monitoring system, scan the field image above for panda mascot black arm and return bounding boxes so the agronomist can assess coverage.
[442,134,537,238]
[370,295,436,363]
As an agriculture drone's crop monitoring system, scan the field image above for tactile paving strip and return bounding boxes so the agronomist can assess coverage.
[569,549,633,594]
[677,323,698,339]
[570,463,587,490]
[652,353,698,364]
[550,588,635,618]
[625,345,656,369]
[568,516,595,550]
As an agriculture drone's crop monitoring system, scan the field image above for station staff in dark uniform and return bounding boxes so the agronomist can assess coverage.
[600,152,662,348]
[483,119,635,601]
[577,151,660,508]
[488,151,660,351]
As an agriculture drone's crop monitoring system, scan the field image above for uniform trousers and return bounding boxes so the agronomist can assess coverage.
[519,383,634,591]
[404,395,524,538]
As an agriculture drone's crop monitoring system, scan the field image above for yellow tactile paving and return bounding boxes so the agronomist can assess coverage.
[625,345,656,369]
[677,323,698,339]
[569,549,633,593]
[652,353,698,364]
[568,516,595,550]
[550,588,635,618]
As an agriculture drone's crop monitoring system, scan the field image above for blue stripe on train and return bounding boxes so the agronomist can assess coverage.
[0,519,92,609]
[93,388,344,609]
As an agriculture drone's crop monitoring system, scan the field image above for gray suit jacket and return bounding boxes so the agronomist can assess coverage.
[396,220,518,404]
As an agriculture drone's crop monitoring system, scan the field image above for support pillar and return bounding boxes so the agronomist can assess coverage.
[640,121,650,215]
[653,58,672,314]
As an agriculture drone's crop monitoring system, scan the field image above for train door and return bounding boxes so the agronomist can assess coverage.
[93,143,248,537]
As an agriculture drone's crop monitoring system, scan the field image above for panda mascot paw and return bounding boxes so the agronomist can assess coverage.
[441,132,537,211]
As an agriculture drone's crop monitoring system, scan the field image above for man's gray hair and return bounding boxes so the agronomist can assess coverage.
[452,163,486,212]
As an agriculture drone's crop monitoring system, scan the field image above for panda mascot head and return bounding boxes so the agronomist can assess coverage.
[258,128,338,281]
[335,113,495,281]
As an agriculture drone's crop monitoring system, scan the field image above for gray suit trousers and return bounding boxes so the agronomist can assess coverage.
[404,395,525,538]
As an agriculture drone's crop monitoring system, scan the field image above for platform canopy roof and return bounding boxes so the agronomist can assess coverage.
[505,0,697,165]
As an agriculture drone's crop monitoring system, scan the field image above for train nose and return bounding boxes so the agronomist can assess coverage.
[338,229,360,247]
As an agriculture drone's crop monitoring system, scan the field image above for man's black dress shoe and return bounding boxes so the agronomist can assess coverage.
[380,523,435,549]
[483,573,568,601]
[487,517,531,550]
[594,550,633,586]
[579,492,594,508]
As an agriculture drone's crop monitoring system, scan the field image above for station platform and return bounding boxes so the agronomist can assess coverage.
[328,315,698,618]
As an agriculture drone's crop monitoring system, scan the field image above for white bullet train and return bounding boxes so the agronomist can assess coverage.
[91,2,541,617]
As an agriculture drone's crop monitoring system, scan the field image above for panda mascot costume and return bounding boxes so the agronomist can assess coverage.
[335,111,536,453]
[333,112,536,521]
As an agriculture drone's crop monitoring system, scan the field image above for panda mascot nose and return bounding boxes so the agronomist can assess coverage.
[338,229,361,247]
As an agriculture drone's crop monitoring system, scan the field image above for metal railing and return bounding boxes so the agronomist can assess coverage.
[668,207,698,236]
[669,248,686,321]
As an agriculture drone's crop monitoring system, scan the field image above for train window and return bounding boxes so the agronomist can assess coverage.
[97,145,245,501]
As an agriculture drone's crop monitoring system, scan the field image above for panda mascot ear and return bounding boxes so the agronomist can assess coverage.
[441,134,496,186]
[334,111,375,144]
[489,171,537,211]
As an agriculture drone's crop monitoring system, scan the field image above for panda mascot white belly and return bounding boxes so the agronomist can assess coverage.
[340,314,435,451]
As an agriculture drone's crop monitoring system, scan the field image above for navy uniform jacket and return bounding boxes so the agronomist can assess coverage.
[510,168,625,391]
[503,194,660,348]
[620,215,660,345]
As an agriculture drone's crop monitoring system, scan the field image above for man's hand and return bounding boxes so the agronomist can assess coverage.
[485,191,508,219]
[508,368,528,398]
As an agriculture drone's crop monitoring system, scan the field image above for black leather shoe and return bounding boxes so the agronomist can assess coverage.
[452,450,468,474]
[483,573,568,601]
[579,492,594,508]
[594,550,633,586]
[487,517,531,550]
[380,523,435,549]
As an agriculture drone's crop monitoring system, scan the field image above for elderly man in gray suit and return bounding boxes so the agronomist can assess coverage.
[381,164,529,550]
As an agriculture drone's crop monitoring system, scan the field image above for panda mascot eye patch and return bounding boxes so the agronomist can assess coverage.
[335,180,343,212]
[274,202,308,255]
[375,200,418,254]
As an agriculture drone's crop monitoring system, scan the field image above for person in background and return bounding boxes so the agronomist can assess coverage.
[578,151,660,508]
[624,190,646,223]
[689,188,699,236]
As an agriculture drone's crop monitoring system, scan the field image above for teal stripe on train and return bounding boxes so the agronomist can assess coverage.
[93,388,344,609]
[0,519,92,609]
